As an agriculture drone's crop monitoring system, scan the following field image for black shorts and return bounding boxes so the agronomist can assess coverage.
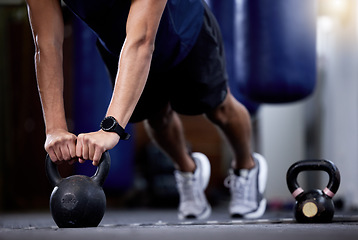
[98,2,228,123]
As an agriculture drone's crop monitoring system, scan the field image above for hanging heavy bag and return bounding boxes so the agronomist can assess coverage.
[209,0,261,115]
[234,0,317,103]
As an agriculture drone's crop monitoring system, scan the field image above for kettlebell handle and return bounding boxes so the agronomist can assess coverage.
[45,151,111,187]
[286,159,340,199]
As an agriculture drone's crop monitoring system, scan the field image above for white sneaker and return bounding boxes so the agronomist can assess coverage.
[174,152,211,220]
[224,153,268,218]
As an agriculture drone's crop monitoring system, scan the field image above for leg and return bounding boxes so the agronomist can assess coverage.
[144,103,195,172]
[207,91,268,218]
[145,103,211,220]
[205,90,255,170]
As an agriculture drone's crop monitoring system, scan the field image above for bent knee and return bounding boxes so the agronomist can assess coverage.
[206,93,246,126]
[206,102,228,126]
[147,103,175,131]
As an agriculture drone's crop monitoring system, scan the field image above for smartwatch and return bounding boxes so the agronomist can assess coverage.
[100,116,130,140]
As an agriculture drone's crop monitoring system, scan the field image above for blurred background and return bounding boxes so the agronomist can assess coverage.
[0,0,357,214]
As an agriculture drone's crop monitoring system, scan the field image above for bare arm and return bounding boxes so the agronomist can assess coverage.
[26,0,76,162]
[76,0,168,165]
[27,0,168,165]
[106,0,167,126]
[27,0,66,132]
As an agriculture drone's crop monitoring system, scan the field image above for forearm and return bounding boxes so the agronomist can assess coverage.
[27,0,67,133]
[35,44,67,133]
[106,39,154,128]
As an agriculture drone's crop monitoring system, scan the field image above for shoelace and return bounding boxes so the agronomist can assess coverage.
[176,174,198,203]
[224,174,248,203]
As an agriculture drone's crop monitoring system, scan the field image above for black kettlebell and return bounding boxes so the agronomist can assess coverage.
[286,159,340,223]
[45,151,111,228]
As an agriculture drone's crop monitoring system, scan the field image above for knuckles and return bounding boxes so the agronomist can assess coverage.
[47,134,76,147]
[46,132,108,163]
[77,134,106,150]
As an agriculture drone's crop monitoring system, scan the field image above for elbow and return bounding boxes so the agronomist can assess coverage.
[33,34,63,56]
[145,39,155,55]
[126,33,156,56]
[136,37,155,55]
[142,34,156,53]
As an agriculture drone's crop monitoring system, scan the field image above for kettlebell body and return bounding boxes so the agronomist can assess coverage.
[286,159,340,223]
[294,189,335,223]
[46,152,111,228]
[50,175,106,228]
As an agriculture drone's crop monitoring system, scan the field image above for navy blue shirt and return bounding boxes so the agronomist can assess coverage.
[63,0,204,70]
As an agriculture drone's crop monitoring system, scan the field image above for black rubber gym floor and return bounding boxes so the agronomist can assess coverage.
[1,207,358,240]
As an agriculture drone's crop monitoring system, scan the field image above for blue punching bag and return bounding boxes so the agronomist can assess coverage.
[208,0,260,115]
[235,0,317,103]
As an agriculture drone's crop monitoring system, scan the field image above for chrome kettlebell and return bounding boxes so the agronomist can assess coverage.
[45,151,111,228]
[286,159,340,223]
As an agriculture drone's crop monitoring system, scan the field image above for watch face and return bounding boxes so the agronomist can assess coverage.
[101,117,116,131]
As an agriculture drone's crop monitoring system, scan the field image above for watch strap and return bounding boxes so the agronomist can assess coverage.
[113,123,131,140]
[101,116,130,140]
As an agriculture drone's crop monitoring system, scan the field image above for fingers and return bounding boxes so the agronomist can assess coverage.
[68,141,77,159]
[45,130,77,164]
[45,130,116,167]
[46,148,61,165]
[76,133,106,166]
[92,150,103,166]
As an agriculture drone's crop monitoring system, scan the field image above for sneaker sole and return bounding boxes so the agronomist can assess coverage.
[178,205,212,220]
[242,198,267,219]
